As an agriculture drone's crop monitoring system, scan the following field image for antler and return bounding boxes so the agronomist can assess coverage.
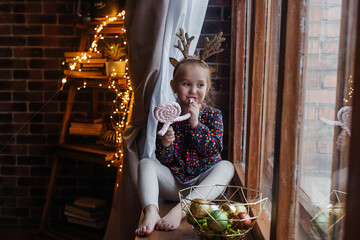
[201,32,226,61]
[174,28,195,59]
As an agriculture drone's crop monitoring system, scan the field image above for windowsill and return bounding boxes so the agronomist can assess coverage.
[233,163,271,240]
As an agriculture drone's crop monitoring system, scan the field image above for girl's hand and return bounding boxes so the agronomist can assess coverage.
[188,102,201,129]
[161,126,175,147]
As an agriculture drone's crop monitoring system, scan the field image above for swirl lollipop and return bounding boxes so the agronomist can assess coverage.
[154,101,191,136]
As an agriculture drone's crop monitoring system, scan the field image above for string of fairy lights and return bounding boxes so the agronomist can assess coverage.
[343,75,354,104]
[60,10,132,170]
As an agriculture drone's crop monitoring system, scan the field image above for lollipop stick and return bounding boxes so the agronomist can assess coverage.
[158,122,171,136]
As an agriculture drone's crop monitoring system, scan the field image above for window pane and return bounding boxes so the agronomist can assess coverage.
[296,0,351,238]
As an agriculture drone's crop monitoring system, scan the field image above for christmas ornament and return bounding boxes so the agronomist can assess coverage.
[220,203,237,218]
[190,198,211,219]
[233,212,252,229]
[207,210,229,232]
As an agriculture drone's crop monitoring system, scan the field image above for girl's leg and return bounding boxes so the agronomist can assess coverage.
[136,158,181,235]
[138,158,182,208]
[147,160,185,231]
[136,158,162,236]
[188,160,235,201]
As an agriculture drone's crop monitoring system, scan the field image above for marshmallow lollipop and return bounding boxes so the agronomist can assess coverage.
[154,101,191,136]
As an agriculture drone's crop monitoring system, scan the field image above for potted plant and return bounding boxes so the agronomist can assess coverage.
[104,42,126,76]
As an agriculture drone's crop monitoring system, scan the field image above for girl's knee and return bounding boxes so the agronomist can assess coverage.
[218,160,235,177]
[139,158,158,170]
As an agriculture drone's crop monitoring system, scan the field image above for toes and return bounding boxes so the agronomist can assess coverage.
[156,221,162,230]
[156,221,173,231]
[155,220,163,230]
[141,226,146,235]
[166,224,174,231]
[145,226,153,235]
[135,226,147,236]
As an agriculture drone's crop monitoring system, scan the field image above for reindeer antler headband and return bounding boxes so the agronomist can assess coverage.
[169,28,226,73]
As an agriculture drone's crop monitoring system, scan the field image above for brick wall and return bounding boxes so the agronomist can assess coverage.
[201,0,231,158]
[0,0,231,227]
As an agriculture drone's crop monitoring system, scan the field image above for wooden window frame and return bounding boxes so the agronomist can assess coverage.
[229,0,275,239]
[229,0,360,239]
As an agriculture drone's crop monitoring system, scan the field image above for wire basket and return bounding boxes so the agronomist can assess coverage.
[179,184,267,240]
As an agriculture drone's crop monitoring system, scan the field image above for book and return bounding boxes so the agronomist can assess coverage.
[63,62,106,71]
[69,127,102,136]
[65,58,107,64]
[74,197,107,209]
[64,52,103,58]
[64,210,106,222]
[67,216,107,229]
[71,117,103,123]
[64,69,104,77]
[64,203,109,218]
[81,63,105,68]
[77,67,105,71]
[70,122,104,129]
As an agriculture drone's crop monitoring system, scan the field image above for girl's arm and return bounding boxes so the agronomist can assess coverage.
[190,109,223,157]
[155,123,174,164]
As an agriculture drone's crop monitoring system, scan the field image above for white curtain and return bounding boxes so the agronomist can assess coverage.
[141,0,209,159]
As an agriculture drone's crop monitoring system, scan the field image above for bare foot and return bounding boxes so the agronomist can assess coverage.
[135,204,161,236]
[155,203,184,231]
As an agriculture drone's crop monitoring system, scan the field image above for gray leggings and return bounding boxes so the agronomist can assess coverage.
[138,158,235,209]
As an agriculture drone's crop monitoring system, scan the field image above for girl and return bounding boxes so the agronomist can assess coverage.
[135,58,235,236]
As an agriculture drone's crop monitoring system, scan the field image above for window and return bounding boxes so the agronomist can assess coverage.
[230,0,360,239]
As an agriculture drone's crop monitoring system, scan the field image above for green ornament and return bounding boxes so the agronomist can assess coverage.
[207,210,229,232]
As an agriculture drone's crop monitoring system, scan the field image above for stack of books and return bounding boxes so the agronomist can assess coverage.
[69,117,105,136]
[63,52,106,76]
[64,197,109,229]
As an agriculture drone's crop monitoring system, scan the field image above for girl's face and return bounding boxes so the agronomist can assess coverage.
[171,64,210,106]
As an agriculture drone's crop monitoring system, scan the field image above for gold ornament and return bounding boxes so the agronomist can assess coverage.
[234,203,248,214]
[220,203,237,218]
[190,198,211,219]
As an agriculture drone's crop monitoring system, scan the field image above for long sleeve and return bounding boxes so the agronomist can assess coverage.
[190,109,223,158]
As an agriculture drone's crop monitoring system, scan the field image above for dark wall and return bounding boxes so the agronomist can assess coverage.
[0,0,231,227]
[199,0,231,157]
